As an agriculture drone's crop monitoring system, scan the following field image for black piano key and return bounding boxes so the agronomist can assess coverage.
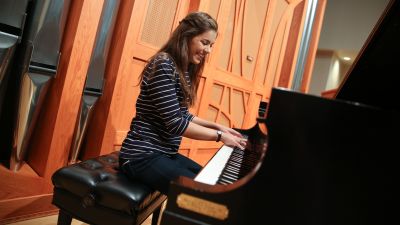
[215,144,263,185]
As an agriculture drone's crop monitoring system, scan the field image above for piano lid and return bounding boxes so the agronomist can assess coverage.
[335,0,400,112]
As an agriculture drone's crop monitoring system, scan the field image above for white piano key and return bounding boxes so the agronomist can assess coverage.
[194,145,233,185]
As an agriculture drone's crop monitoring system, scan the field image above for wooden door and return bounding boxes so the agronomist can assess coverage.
[181,0,323,165]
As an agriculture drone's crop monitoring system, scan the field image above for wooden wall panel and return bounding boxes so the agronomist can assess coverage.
[81,0,137,159]
[0,1,105,222]
[81,0,191,158]
[27,0,104,180]
[189,0,314,164]
[278,0,306,87]
[81,0,326,165]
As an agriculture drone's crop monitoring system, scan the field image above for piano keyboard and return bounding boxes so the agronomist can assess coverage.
[194,139,260,185]
[194,145,233,185]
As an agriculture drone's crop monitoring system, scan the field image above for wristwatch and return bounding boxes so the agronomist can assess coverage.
[216,130,222,142]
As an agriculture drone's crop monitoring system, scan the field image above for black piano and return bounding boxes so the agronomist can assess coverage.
[160,0,400,224]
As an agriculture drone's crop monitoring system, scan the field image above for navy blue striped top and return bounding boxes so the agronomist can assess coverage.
[119,54,194,163]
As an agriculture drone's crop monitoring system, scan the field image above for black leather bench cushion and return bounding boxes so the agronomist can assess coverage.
[52,151,162,215]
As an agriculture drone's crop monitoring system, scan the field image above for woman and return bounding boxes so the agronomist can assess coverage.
[119,11,247,194]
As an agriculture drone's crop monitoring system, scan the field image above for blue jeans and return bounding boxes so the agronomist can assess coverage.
[121,153,202,194]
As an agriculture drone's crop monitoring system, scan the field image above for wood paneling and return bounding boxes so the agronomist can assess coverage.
[81,0,191,157]
[190,0,319,163]
[1,0,105,222]
[27,0,104,180]
[80,0,137,159]
[81,0,326,165]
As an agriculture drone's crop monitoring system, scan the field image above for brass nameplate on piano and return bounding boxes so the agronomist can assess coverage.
[176,193,229,220]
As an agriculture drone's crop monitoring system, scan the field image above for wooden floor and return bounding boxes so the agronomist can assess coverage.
[5,214,153,225]
[5,215,86,225]
[0,161,57,224]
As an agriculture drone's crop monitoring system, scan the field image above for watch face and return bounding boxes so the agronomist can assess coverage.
[216,130,222,142]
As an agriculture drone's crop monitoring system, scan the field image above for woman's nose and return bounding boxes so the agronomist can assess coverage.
[204,45,211,53]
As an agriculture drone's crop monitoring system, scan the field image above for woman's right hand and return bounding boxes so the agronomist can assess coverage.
[220,131,247,150]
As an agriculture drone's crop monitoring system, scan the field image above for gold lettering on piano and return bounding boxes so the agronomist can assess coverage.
[176,193,229,220]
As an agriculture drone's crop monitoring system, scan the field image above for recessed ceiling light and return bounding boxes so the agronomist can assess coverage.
[343,56,351,61]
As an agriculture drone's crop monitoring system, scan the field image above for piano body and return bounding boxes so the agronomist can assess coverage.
[160,0,400,224]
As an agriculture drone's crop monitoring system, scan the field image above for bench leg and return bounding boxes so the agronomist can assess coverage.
[151,200,166,225]
[57,209,73,225]
[151,206,161,225]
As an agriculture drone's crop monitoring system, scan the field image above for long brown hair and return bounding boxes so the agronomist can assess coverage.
[143,12,218,107]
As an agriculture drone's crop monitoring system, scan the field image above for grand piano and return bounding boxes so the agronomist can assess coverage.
[160,0,400,224]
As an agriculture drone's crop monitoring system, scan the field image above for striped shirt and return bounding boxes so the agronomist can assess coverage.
[119,54,194,163]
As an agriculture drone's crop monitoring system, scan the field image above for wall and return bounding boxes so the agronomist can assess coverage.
[308,0,390,96]
[319,0,390,50]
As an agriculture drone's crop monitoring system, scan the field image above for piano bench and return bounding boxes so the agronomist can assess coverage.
[51,151,167,225]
